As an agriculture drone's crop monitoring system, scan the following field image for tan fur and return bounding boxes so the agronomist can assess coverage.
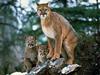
[37,3,78,64]
[24,36,38,72]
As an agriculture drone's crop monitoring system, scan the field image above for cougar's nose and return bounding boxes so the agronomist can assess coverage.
[40,11,46,15]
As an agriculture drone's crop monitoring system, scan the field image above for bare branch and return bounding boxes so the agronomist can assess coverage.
[0,22,24,33]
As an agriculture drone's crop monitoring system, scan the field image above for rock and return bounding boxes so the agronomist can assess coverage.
[61,64,81,74]
[11,72,27,75]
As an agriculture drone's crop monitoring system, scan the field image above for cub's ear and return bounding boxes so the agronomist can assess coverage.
[33,36,37,40]
[24,35,29,40]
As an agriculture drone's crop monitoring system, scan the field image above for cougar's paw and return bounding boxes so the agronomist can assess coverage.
[47,51,53,59]
[51,53,60,61]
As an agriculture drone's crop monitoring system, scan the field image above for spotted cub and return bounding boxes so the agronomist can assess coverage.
[24,36,49,72]
[37,45,49,65]
[24,36,38,72]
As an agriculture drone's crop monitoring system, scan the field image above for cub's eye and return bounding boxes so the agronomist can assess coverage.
[32,40,35,42]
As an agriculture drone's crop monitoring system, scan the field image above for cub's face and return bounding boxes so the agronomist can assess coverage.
[38,45,48,57]
[25,36,36,48]
[37,3,51,19]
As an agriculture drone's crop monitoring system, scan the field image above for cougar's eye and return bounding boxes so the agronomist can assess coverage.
[45,9,48,11]
[38,9,41,12]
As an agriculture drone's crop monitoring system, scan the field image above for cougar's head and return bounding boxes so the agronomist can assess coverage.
[37,3,51,19]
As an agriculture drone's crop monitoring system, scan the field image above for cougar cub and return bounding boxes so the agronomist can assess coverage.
[37,45,48,65]
[24,36,38,72]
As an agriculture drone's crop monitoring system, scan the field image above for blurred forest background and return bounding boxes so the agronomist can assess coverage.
[0,0,100,75]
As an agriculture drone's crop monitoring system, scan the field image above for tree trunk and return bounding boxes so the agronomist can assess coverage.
[61,0,67,7]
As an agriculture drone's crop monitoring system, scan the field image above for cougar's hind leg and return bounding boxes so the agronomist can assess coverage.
[63,39,77,64]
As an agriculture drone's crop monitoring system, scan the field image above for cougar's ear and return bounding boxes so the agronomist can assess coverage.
[47,2,51,7]
[45,3,48,6]
[36,3,39,6]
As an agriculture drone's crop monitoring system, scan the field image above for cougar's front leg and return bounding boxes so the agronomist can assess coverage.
[51,35,63,60]
[24,58,32,73]
[47,38,54,59]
